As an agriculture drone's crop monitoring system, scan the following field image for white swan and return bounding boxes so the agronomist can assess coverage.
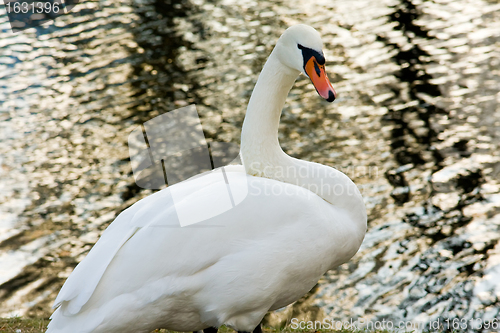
[47,24,366,333]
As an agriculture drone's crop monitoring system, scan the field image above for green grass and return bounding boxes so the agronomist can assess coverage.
[0,317,50,333]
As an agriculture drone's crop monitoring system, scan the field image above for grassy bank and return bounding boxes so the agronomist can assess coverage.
[0,318,49,333]
[0,318,403,333]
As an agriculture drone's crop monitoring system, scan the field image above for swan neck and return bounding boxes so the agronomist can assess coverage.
[241,50,299,172]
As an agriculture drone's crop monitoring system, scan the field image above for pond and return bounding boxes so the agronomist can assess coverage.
[0,0,499,330]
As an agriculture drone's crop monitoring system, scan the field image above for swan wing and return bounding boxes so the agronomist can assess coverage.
[52,205,141,314]
[52,165,246,315]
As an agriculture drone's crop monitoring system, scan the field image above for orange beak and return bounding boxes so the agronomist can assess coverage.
[304,57,336,102]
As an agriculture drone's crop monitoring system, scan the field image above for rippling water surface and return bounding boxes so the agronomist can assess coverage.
[1,0,499,330]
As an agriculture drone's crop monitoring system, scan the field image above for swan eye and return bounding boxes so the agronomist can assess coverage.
[297,44,325,68]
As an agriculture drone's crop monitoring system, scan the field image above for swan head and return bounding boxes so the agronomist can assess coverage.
[275,24,336,102]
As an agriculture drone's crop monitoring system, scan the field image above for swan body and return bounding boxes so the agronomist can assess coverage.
[47,24,367,333]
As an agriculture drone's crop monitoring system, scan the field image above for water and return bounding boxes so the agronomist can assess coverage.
[0,0,499,330]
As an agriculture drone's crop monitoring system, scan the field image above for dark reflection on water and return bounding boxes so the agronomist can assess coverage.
[121,0,195,199]
[0,0,499,329]
[381,0,446,204]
